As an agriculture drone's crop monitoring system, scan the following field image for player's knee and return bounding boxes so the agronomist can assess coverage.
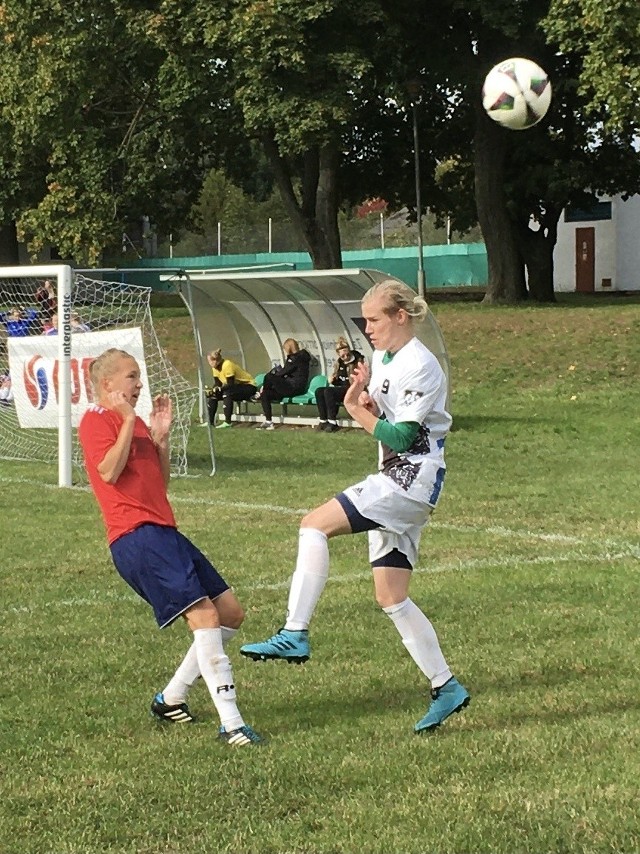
[222,600,245,629]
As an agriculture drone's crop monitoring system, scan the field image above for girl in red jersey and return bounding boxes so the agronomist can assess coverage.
[78,348,262,746]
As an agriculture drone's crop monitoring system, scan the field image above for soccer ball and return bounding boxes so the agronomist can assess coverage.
[482,57,552,131]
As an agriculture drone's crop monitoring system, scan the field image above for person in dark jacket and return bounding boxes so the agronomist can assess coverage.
[315,337,364,432]
[257,338,311,430]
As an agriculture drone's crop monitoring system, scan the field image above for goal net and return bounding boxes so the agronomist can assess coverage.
[0,267,197,482]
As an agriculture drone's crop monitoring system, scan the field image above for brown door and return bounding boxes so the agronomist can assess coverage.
[575,227,595,292]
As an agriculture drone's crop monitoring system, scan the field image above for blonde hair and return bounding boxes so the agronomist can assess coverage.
[282,338,300,355]
[89,348,135,393]
[362,279,428,322]
[335,336,350,352]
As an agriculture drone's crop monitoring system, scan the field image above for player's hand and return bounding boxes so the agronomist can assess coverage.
[344,361,368,402]
[150,393,172,441]
[107,390,135,419]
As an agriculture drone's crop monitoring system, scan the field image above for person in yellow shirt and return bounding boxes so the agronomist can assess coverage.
[206,349,258,429]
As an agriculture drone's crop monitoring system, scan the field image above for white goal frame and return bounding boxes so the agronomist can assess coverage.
[0,263,198,487]
[0,264,74,486]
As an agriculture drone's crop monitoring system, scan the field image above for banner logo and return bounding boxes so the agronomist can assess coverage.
[24,356,49,409]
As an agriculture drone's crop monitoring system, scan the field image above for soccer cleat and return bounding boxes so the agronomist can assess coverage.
[215,421,232,429]
[325,423,341,432]
[414,678,470,734]
[314,421,328,432]
[150,692,195,724]
[256,421,275,430]
[218,724,265,746]
[240,628,310,664]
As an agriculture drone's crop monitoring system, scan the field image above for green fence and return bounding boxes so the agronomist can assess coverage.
[117,243,487,292]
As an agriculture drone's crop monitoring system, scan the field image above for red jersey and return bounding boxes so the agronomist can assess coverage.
[78,404,176,544]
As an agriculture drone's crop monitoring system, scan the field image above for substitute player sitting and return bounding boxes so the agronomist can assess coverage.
[241,279,469,734]
[78,348,263,746]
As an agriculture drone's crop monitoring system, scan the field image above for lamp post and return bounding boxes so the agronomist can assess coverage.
[406,79,426,299]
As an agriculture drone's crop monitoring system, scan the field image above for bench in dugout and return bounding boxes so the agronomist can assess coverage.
[232,373,358,427]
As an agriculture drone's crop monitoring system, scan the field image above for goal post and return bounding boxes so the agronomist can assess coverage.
[0,264,74,485]
[0,265,197,487]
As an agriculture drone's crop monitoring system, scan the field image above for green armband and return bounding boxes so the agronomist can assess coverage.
[373,419,420,452]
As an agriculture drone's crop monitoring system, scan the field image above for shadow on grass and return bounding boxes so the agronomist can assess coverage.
[451,413,549,431]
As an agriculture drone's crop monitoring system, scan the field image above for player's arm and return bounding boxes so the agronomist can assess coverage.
[97,406,136,484]
[373,418,420,452]
[149,393,172,487]
[344,361,380,433]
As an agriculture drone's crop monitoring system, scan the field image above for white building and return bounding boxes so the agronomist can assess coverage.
[554,194,640,292]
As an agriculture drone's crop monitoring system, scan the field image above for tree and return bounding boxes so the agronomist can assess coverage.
[0,0,245,264]
[544,0,640,137]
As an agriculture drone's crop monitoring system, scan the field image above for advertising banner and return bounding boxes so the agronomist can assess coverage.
[7,327,152,428]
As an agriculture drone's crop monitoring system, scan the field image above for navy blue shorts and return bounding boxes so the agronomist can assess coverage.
[110,524,229,628]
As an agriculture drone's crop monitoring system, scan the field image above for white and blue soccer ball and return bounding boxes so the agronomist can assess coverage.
[482,57,552,131]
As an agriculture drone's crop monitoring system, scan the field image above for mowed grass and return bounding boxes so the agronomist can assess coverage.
[1,294,640,854]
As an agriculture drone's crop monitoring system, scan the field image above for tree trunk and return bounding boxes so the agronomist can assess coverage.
[0,221,20,265]
[474,112,527,304]
[262,135,342,269]
[516,209,561,303]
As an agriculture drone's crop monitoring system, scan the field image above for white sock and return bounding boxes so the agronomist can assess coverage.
[162,626,238,705]
[162,641,200,705]
[193,628,244,731]
[220,626,238,646]
[383,598,452,689]
[284,528,329,630]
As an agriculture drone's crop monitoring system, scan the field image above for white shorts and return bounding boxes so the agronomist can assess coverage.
[340,459,445,568]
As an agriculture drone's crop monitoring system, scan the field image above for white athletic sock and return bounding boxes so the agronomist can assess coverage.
[193,628,244,731]
[220,626,238,647]
[383,598,452,689]
[162,641,200,705]
[162,627,239,705]
[284,528,329,631]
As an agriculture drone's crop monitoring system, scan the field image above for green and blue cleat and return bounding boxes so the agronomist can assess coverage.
[414,677,470,733]
[240,628,310,664]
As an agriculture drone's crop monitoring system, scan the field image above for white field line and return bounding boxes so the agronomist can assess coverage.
[2,473,640,556]
[1,473,639,618]
[5,548,639,617]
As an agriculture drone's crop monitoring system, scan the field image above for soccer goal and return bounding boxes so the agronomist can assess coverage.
[0,265,197,486]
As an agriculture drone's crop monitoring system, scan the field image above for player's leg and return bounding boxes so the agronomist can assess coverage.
[115,526,262,744]
[240,490,378,663]
[159,587,244,709]
[184,543,263,744]
[370,523,469,733]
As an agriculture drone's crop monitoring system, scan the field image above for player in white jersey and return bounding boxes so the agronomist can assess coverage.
[241,278,470,733]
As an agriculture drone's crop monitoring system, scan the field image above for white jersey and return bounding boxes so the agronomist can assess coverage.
[368,336,451,473]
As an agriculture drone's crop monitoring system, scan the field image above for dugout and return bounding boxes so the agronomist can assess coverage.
[165,268,451,428]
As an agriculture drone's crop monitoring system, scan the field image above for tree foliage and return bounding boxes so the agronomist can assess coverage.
[0,0,637,302]
[544,0,640,136]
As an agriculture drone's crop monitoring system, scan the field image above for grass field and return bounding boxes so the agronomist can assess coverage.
[1,294,639,854]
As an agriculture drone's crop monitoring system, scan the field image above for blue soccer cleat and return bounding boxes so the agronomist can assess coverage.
[218,724,265,746]
[414,677,470,734]
[240,628,310,664]
[150,692,195,723]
